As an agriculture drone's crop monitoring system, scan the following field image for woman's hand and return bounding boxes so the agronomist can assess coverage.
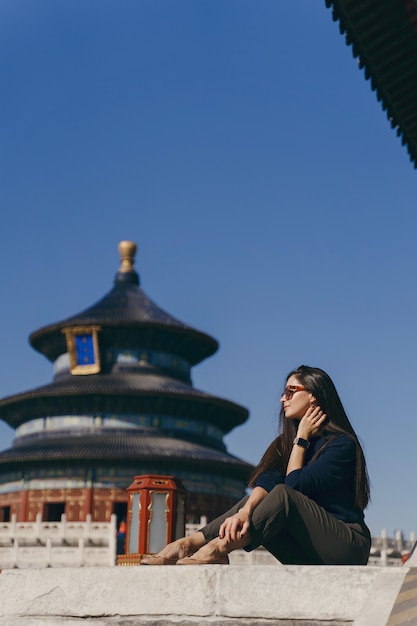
[218,486,267,543]
[285,405,328,476]
[219,508,251,543]
[297,405,327,440]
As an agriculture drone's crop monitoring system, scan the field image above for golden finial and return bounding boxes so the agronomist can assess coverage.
[118,240,137,273]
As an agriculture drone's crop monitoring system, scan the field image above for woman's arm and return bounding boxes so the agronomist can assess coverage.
[219,486,268,543]
[286,405,327,475]
[285,434,356,494]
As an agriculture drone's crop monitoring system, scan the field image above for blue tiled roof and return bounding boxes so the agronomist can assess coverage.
[0,371,249,433]
[0,432,254,479]
[30,268,218,365]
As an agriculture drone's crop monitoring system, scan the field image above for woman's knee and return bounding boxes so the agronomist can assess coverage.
[269,484,292,501]
[252,484,292,524]
[270,484,290,493]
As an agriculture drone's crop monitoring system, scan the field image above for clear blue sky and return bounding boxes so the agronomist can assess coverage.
[1,0,416,539]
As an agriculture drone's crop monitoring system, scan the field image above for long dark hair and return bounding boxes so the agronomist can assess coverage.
[249,365,370,510]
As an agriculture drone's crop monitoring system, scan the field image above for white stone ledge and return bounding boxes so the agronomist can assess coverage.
[0,565,408,625]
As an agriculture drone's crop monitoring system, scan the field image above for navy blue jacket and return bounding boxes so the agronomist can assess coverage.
[254,434,364,523]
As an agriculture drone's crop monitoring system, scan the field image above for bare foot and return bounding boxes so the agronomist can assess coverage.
[177,537,227,564]
[141,532,206,565]
[176,531,251,565]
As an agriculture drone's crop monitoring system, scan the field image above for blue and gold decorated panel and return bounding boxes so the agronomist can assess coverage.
[62,326,101,375]
[54,346,191,381]
[75,333,95,366]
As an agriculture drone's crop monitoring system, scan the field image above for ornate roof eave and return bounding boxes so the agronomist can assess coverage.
[0,433,254,480]
[29,241,219,366]
[29,319,218,367]
[0,373,249,434]
[325,0,417,168]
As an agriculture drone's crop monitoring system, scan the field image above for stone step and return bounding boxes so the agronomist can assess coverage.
[0,564,409,625]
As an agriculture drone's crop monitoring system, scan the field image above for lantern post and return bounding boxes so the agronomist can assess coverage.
[117,474,186,565]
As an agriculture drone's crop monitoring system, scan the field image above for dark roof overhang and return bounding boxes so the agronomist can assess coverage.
[325,0,417,168]
[0,432,254,481]
[0,372,249,434]
[29,281,218,366]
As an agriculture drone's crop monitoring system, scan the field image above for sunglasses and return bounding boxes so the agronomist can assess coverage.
[281,385,306,399]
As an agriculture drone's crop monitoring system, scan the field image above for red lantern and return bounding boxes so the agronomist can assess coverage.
[118,474,186,565]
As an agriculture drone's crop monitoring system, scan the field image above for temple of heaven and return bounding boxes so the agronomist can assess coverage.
[0,241,253,525]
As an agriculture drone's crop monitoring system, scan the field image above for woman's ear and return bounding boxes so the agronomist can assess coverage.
[309,395,317,406]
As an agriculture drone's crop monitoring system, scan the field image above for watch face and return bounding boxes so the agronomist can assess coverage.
[294,437,309,449]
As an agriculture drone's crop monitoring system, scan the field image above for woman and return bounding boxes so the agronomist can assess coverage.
[142,365,371,566]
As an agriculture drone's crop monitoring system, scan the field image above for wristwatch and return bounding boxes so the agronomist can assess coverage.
[293,437,310,449]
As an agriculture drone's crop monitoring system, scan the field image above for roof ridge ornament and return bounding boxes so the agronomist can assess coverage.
[118,240,137,273]
[116,240,140,285]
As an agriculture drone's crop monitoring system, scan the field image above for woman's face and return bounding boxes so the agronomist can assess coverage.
[280,375,315,420]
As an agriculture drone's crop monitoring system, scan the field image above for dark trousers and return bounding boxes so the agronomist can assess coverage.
[201,484,371,565]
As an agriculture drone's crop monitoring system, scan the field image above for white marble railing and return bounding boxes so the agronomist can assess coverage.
[0,514,117,568]
[0,514,415,569]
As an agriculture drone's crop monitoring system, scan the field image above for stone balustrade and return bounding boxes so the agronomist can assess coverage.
[0,514,117,568]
